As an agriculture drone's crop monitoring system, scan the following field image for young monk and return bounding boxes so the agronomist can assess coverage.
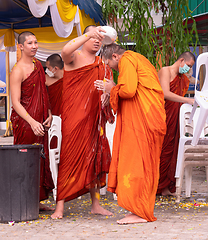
[156,52,195,196]
[94,43,166,224]
[10,31,54,211]
[45,54,63,116]
[51,25,114,219]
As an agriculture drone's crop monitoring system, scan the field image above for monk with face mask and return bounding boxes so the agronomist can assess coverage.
[156,51,195,196]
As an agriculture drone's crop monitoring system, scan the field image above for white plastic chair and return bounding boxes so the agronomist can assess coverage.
[175,103,208,203]
[100,116,117,200]
[188,52,208,146]
[48,115,62,201]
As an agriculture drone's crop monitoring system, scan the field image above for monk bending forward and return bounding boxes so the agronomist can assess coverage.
[95,44,166,224]
[51,26,114,219]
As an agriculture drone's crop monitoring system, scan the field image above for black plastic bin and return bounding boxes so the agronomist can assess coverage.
[0,144,42,223]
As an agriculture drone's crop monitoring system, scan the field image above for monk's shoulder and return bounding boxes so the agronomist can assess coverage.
[158,66,171,81]
[10,61,23,78]
[158,66,170,74]
[64,50,82,70]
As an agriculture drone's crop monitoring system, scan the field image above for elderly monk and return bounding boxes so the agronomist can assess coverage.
[45,54,63,116]
[157,52,195,196]
[94,43,166,224]
[51,25,114,219]
[10,31,54,211]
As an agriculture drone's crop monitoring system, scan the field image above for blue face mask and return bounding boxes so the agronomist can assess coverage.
[179,63,190,74]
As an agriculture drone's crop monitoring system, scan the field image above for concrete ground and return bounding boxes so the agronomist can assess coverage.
[1,131,208,240]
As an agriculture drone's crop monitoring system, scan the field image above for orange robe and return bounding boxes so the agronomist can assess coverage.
[157,74,190,194]
[11,58,54,201]
[57,56,114,202]
[47,78,63,116]
[107,51,166,222]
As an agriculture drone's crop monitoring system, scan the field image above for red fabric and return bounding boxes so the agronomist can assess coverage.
[57,56,114,202]
[157,74,190,194]
[11,58,54,201]
[47,78,63,116]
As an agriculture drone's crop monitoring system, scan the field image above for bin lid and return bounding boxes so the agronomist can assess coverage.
[0,144,43,150]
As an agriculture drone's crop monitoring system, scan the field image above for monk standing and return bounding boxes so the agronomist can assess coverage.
[51,26,114,219]
[156,51,195,196]
[45,54,63,116]
[10,31,54,210]
[94,43,166,224]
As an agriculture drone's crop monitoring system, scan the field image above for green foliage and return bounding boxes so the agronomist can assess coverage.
[102,0,199,69]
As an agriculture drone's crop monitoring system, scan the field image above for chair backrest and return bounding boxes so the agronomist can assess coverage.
[48,115,62,152]
[180,103,208,139]
[195,52,208,92]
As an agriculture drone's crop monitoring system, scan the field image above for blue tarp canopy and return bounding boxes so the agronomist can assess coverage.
[0,0,106,30]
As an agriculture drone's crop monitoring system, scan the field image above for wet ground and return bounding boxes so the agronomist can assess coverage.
[1,134,208,239]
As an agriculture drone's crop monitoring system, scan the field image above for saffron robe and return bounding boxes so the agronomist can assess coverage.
[157,74,190,194]
[57,56,114,202]
[47,78,63,116]
[11,58,54,201]
[107,51,166,222]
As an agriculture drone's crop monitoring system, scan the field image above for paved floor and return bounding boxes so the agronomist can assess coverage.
[1,131,208,239]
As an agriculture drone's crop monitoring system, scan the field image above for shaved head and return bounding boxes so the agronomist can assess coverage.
[83,25,97,34]
[18,31,35,45]
[101,43,125,60]
[177,51,195,62]
[46,54,64,69]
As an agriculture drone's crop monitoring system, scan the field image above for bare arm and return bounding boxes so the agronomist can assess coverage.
[10,66,45,136]
[61,26,105,64]
[158,68,194,105]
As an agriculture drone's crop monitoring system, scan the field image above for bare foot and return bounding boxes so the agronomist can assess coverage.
[51,200,64,219]
[125,212,132,217]
[39,203,55,211]
[117,213,147,225]
[91,205,113,216]
[90,188,113,216]
[162,188,176,196]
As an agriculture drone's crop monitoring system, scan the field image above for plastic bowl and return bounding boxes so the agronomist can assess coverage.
[101,26,117,45]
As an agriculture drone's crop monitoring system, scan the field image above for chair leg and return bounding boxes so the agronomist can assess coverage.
[175,178,182,203]
[175,162,185,203]
[100,186,107,195]
[191,109,208,146]
[113,193,117,201]
[188,101,197,124]
[49,153,59,201]
[53,189,57,201]
[185,165,192,198]
[205,166,208,189]
[175,139,186,178]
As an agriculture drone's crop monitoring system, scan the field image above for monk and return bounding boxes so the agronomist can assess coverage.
[51,25,114,219]
[45,54,63,116]
[94,43,167,224]
[10,31,54,211]
[157,51,195,196]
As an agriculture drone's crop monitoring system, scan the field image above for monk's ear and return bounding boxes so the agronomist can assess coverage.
[112,53,119,61]
[18,43,24,51]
